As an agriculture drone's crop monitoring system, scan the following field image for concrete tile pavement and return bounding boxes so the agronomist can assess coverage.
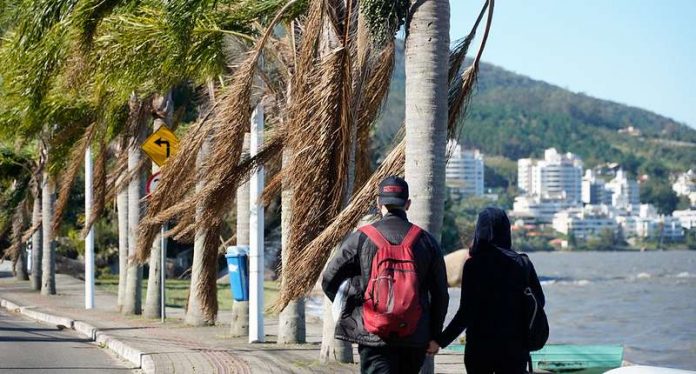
[0,272,465,373]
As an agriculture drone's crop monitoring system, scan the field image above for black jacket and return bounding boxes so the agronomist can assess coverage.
[436,207,545,363]
[322,210,449,347]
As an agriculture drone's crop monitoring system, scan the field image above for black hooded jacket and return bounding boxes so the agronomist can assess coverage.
[322,210,449,347]
[436,208,545,362]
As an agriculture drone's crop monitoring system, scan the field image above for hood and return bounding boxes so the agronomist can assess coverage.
[470,207,512,255]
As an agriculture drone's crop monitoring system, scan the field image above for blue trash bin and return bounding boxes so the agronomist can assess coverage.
[225,246,249,301]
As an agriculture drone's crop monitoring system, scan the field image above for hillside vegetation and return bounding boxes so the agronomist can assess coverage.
[375,41,696,177]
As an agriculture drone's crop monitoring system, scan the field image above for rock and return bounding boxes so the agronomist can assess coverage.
[444,249,469,287]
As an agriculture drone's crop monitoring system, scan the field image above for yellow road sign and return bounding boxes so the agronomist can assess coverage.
[142,125,180,166]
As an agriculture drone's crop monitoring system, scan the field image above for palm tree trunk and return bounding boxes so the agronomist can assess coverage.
[230,133,250,336]
[123,117,147,315]
[30,193,42,290]
[278,147,306,344]
[144,93,173,319]
[40,172,56,295]
[116,171,128,310]
[15,248,29,281]
[404,1,450,373]
[185,138,215,326]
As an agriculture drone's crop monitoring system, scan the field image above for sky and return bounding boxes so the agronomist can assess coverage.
[449,0,696,129]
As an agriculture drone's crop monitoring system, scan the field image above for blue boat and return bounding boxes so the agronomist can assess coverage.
[445,344,624,373]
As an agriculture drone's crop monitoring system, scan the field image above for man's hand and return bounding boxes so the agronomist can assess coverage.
[426,340,440,356]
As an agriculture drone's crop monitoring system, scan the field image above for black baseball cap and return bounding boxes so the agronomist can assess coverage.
[378,176,409,207]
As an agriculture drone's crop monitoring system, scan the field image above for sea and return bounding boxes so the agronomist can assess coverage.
[444,251,696,370]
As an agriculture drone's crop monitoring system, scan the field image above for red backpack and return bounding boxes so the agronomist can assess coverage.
[359,224,423,339]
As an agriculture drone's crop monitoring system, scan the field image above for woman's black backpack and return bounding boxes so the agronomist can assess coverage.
[520,254,549,352]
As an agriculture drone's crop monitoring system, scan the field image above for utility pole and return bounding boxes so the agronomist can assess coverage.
[85,146,95,309]
[249,104,265,343]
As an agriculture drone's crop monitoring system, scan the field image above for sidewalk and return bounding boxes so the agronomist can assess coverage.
[0,270,464,373]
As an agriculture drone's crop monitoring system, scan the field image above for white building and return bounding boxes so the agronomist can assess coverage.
[446,141,484,198]
[518,158,535,194]
[512,195,581,223]
[582,170,612,205]
[673,209,696,230]
[616,204,684,241]
[606,169,640,209]
[673,170,696,205]
[552,205,618,240]
[517,148,583,203]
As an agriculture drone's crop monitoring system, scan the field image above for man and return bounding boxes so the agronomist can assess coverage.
[428,207,546,373]
[322,176,449,374]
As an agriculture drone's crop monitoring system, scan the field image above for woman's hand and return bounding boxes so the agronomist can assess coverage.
[426,340,440,356]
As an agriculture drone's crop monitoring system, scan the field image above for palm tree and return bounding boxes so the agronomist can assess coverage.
[30,183,43,290]
[404,1,450,371]
[404,0,450,237]
[0,145,34,280]
[277,23,305,345]
[278,147,306,344]
[116,142,128,310]
[41,169,56,295]
[123,97,148,315]
[230,133,250,336]
[185,137,216,326]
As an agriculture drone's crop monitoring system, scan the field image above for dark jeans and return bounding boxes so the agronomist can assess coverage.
[464,349,528,374]
[358,345,426,374]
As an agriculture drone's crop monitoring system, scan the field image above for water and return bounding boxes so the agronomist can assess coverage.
[445,251,696,369]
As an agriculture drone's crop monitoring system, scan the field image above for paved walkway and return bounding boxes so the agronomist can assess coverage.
[0,269,464,373]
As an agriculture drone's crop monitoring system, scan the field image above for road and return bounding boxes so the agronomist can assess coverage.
[0,308,136,373]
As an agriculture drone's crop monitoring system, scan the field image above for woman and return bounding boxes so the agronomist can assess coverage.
[428,207,545,373]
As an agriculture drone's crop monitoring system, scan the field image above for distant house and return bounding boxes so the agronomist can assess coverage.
[673,170,696,206]
[552,205,618,240]
[618,126,642,136]
[673,209,696,230]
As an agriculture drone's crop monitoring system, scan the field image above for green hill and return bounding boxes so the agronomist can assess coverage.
[375,41,696,180]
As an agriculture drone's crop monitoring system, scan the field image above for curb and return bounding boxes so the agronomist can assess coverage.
[0,297,150,373]
[20,307,75,329]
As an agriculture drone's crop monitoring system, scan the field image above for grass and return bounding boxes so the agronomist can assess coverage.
[95,275,280,312]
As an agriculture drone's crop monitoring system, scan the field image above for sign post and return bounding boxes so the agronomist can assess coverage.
[160,223,166,322]
[85,146,95,309]
[142,125,178,322]
[249,104,265,343]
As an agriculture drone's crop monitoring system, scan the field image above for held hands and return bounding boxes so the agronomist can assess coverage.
[426,340,440,356]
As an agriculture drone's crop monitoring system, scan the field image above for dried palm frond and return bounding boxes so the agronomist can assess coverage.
[275,0,496,310]
[52,123,96,234]
[278,3,360,309]
[167,214,196,243]
[135,1,299,264]
[448,0,489,84]
[20,193,41,245]
[3,197,30,262]
[273,139,405,311]
[261,170,284,206]
[354,40,394,191]
[195,220,222,323]
[448,0,494,138]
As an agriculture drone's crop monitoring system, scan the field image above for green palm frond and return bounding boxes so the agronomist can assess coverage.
[69,0,130,50]
[14,0,78,49]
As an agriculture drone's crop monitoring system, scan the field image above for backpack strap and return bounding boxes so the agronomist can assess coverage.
[359,224,390,248]
[401,225,422,248]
